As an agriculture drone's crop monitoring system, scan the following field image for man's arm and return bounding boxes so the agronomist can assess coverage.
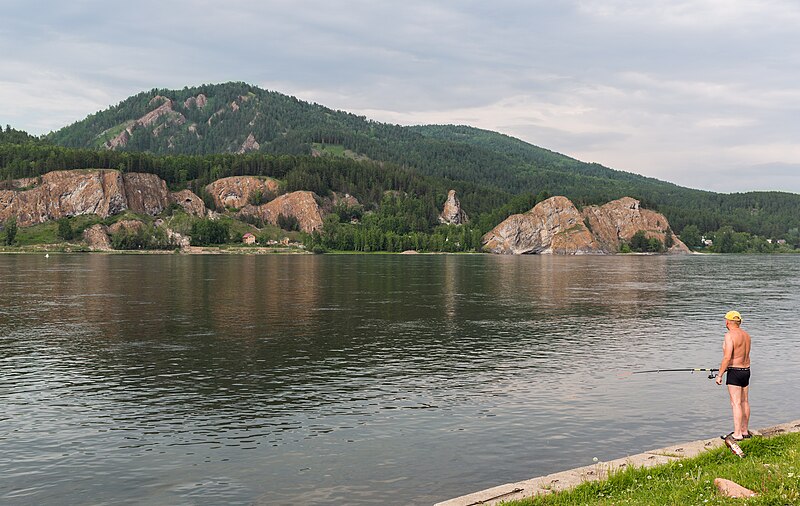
[716,333,734,385]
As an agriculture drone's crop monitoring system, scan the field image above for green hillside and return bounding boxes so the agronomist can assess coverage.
[13,81,800,240]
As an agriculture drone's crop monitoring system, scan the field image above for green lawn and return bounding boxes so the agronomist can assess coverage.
[505,432,799,506]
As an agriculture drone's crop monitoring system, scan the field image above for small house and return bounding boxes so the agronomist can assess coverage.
[243,233,256,245]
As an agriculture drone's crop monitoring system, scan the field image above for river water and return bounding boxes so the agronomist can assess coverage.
[1,254,798,505]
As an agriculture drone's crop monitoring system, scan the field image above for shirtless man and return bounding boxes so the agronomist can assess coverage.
[715,311,752,441]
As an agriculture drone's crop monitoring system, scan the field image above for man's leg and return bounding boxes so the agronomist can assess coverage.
[740,386,750,435]
[727,385,743,438]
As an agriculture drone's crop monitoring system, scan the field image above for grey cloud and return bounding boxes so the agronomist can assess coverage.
[2,1,800,193]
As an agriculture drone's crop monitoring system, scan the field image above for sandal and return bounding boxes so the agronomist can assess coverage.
[721,431,744,441]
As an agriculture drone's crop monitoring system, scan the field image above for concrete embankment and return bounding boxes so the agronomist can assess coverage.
[435,418,800,506]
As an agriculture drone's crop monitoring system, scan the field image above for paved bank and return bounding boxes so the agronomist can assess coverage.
[435,418,800,506]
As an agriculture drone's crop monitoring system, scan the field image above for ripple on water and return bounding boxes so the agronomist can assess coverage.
[1,254,799,504]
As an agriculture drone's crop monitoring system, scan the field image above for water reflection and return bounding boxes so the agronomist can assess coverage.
[1,254,798,505]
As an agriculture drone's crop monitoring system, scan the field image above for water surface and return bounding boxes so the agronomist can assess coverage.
[1,254,798,504]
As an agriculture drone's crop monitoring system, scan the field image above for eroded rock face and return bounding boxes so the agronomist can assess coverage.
[170,189,206,217]
[0,170,170,227]
[483,195,688,255]
[439,189,469,225]
[237,133,260,154]
[82,224,112,251]
[183,93,208,109]
[582,197,689,253]
[204,176,280,209]
[483,196,600,254]
[106,97,186,149]
[240,191,323,233]
[123,172,170,215]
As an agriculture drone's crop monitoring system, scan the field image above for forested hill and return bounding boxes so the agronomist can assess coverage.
[21,81,800,237]
[46,82,672,195]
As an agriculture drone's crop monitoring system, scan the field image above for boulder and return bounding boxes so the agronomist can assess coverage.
[439,189,469,225]
[170,189,206,217]
[713,478,756,498]
[482,196,601,254]
[82,224,112,251]
[241,191,323,233]
[204,176,280,209]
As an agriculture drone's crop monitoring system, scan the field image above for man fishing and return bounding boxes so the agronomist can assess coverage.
[715,311,752,441]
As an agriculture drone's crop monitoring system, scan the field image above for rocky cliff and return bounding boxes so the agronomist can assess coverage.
[483,196,600,254]
[582,197,689,253]
[240,191,323,233]
[482,196,688,255]
[0,170,202,227]
[204,176,280,209]
[439,189,469,225]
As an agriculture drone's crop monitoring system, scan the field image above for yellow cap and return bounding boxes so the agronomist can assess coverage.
[725,311,742,322]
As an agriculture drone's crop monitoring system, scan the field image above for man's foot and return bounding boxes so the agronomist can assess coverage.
[721,431,744,441]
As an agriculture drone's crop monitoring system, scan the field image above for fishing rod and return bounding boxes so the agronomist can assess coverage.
[619,368,719,379]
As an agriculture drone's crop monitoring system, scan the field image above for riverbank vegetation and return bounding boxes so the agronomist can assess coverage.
[506,432,800,506]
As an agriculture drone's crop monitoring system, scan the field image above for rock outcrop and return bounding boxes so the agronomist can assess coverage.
[237,133,260,154]
[183,93,207,109]
[170,189,206,217]
[204,176,280,209]
[240,191,323,233]
[82,224,113,251]
[439,190,469,225]
[483,196,600,254]
[123,172,171,215]
[482,196,688,255]
[582,197,689,253]
[105,97,186,149]
[0,170,170,227]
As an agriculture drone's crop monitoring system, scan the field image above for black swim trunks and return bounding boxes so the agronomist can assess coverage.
[726,367,750,387]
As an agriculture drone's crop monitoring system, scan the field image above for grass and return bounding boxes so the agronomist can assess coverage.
[503,432,800,505]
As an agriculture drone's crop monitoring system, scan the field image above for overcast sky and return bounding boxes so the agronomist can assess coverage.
[2,0,800,193]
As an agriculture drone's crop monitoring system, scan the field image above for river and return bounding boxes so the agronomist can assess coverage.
[1,253,798,504]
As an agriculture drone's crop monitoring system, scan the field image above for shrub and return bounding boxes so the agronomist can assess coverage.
[190,219,230,245]
[4,217,17,245]
[111,225,174,250]
[277,213,300,231]
[57,218,74,241]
